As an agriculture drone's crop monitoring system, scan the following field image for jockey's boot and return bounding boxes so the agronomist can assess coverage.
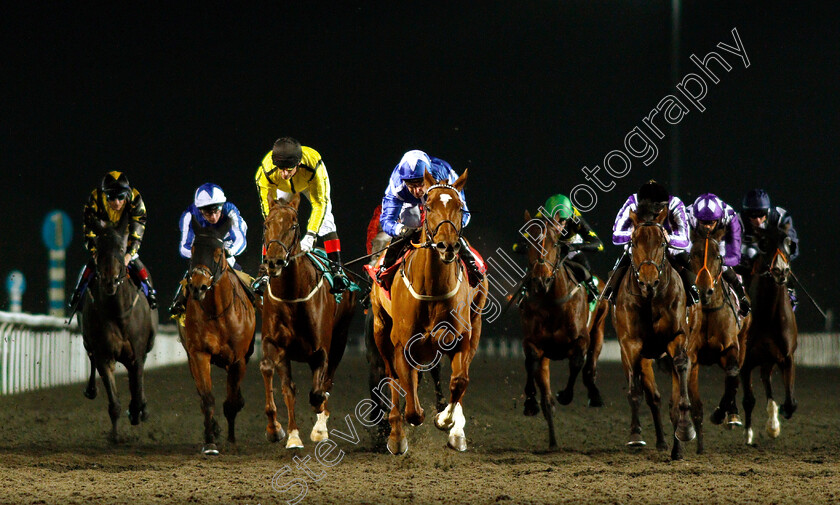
[723,268,750,317]
[130,259,157,310]
[169,285,187,318]
[376,238,404,284]
[68,261,95,309]
[585,276,600,303]
[601,253,631,303]
[252,262,269,296]
[788,287,799,311]
[678,267,700,307]
[327,250,350,294]
[459,238,485,288]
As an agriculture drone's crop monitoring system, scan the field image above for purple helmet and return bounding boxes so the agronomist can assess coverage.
[692,193,725,221]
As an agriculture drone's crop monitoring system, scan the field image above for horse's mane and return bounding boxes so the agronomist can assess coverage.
[636,200,665,223]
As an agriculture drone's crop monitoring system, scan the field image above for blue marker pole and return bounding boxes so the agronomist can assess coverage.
[42,211,73,317]
[6,270,26,313]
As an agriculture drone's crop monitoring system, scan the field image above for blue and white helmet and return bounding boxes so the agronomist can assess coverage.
[397,150,432,181]
[194,183,227,209]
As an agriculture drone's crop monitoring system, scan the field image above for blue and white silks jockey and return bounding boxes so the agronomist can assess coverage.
[687,193,750,316]
[601,180,700,305]
[169,183,249,316]
[376,149,483,287]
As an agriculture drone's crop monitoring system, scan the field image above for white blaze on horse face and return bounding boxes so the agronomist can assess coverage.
[439,193,453,207]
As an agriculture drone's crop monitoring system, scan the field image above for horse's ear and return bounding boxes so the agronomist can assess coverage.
[524,209,531,222]
[289,193,301,209]
[451,168,468,193]
[422,169,436,192]
[218,217,233,238]
[713,226,726,241]
[654,206,669,224]
[629,209,639,227]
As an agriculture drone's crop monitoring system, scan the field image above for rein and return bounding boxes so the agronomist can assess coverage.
[629,222,669,284]
[695,236,723,287]
[413,184,464,249]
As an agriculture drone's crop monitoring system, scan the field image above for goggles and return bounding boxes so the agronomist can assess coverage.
[106,191,128,201]
[200,204,223,214]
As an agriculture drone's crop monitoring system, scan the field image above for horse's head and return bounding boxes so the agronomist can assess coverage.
[91,217,129,296]
[629,203,669,297]
[689,225,725,305]
[757,224,793,285]
[263,194,301,276]
[421,169,467,264]
[521,209,562,296]
[188,217,231,301]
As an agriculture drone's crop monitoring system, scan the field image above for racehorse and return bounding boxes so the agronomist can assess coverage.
[741,222,798,445]
[260,195,357,449]
[177,220,257,455]
[687,225,752,454]
[371,169,488,454]
[518,211,608,449]
[81,213,157,442]
[612,203,695,460]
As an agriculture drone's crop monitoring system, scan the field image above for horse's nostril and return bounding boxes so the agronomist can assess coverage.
[652,280,660,288]
[706,289,714,297]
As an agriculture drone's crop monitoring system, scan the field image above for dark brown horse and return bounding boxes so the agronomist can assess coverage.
[81,214,157,442]
[177,220,257,455]
[686,225,752,454]
[741,223,798,445]
[613,204,695,460]
[371,169,488,454]
[518,211,608,449]
[260,195,357,449]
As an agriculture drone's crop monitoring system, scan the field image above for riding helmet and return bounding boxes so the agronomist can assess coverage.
[271,137,303,169]
[637,179,669,204]
[692,193,725,221]
[742,188,771,212]
[194,183,227,209]
[397,150,432,181]
[543,194,573,220]
[101,171,131,197]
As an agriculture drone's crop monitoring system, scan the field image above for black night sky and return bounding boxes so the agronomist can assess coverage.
[2,2,838,331]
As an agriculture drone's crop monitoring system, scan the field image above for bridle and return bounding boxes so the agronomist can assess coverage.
[415,184,463,250]
[96,238,128,291]
[629,222,669,282]
[264,203,304,270]
[528,222,568,285]
[694,234,723,288]
[189,235,227,289]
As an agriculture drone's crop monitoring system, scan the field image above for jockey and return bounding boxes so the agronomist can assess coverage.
[601,179,699,306]
[687,193,750,316]
[169,183,249,317]
[377,149,483,287]
[68,171,157,310]
[513,193,603,301]
[736,188,799,307]
[252,137,348,294]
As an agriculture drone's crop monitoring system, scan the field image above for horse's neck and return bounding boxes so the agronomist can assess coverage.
[755,274,788,317]
[272,255,319,298]
[408,247,460,292]
[550,262,576,296]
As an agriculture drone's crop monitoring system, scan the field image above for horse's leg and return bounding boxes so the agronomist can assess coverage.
[278,350,302,449]
[436,347,470,452]
[126,359,148,425]
[259,340,287,443]
[96,359,121,443]
[223,358,247,445]
[430,362,447,414]
[365,310,390,440]
[188,352,220,455]
[713,350,742,428]
[761,362,781,439]
[624,353,645,447]
[385,363,408,455]
[523,342,541,416]
[669,341,695,461]
[309,348,331,443]
[583,314,605,407]
[780,355,797,419]
[557,337,585,406]
[537,356,558,449]
[741,358,758,446]
[688,362,704,454]
[640,359,668,451]
[83,353,97,399]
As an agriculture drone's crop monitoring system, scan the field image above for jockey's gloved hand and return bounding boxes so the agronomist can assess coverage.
[300,232,316,252]
[397,226,418,238]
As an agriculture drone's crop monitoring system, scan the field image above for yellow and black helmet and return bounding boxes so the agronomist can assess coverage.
[101,171,131,198]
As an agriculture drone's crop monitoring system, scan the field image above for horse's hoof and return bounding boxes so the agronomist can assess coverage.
[726,414,743,428]
[387,436,408,455]
[202,444,219,456]
[710,407,726,425]
[780,402,797,419]
[448,434,467,452]
[266,431,280,443]
[671,447,685,461]
[406,410,425,427]
[626,433,646,447]
[523,398,540,417]
[286,429,304,449]
[675,424,696,443]
[587,393,604,408]
[126,410,140,426]
[656,440,669,452]
[556,389,573,406]
[83,387,97,400]
[745,427,756,446]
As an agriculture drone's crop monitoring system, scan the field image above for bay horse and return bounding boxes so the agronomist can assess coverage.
[260,195,357,449]
[371,169,488,454]
[686,225,752,454]
[518,211,608,449]
[81,213,157,442]
[741,223,798,446]
[612,203,695,460]
[177,219,257,455]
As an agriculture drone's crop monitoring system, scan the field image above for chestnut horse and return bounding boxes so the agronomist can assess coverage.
[371,169,488,454]
[519,211,608,449]
[81,214,156,442]
[686,225,752,454]
[260,195,357,450]
[741,223,798,446]
[177,220,256,455]
[613,203,695,460]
